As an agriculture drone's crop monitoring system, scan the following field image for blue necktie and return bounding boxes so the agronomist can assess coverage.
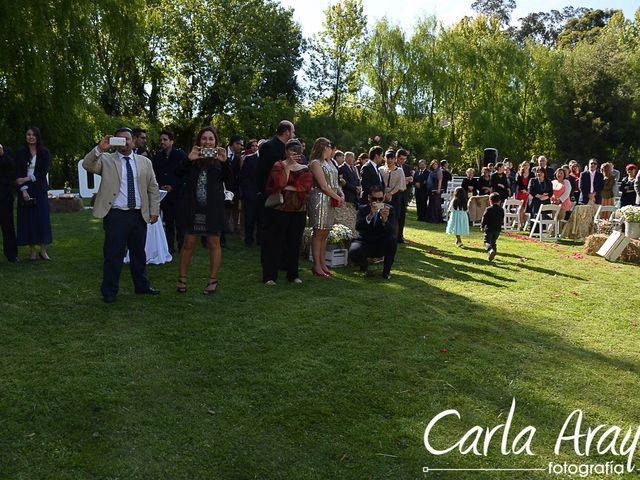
[124,157,135,209]
[373,211,379,225]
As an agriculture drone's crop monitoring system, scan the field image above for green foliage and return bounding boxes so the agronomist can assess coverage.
[305,0,366,118]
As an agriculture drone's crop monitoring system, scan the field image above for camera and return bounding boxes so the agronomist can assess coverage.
[373,201,384,211]
[109,137,127,147]
[200,147,216,158]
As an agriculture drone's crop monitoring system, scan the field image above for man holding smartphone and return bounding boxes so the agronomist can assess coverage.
[348,185,397,280]
[82,127,160,303]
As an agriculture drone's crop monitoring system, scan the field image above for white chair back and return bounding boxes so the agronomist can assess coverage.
[529,204,561,241]
[77,159,101,199]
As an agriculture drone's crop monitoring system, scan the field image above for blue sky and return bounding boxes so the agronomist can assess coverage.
[280,0,639,36]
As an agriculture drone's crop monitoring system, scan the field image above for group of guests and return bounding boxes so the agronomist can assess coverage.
[76,120,405,303]
[459,155,640,226]
[7,122,640,302]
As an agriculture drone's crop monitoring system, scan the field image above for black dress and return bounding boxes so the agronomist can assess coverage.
[620,175,637,207]
[14,147,52,246]
[176,159,233,236]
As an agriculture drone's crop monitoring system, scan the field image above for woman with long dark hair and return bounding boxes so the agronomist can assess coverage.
[15,127,52,260]
[176,126,232,294]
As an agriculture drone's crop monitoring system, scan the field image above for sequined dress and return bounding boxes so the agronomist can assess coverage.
[308,159,339,229]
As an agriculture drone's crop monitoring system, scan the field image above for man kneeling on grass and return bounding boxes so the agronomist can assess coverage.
[349,185,397,280]
[481,192,504,262]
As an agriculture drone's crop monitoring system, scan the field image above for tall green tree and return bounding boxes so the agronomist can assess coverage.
[305,0,367,118]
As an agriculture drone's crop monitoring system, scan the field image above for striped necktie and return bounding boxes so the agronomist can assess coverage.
[124,157,135,209]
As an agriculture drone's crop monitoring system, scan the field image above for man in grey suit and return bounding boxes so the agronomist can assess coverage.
[83,128,160,303]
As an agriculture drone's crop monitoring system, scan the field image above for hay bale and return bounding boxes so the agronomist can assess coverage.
[584,234,640,263]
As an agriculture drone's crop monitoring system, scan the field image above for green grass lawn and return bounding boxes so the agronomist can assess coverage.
[1,209,639,479]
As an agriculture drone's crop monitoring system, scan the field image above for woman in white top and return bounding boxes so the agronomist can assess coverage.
[378,150,406,229]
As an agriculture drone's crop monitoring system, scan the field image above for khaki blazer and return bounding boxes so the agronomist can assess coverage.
[82,148,160,222]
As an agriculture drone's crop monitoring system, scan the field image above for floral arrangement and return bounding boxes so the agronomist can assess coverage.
[327,224,354,247]
[619,205,640,223]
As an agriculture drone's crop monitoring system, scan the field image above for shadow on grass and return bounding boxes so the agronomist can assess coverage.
[0,211,638,479]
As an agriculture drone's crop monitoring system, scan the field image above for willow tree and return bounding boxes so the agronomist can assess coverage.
[305,0,367,118]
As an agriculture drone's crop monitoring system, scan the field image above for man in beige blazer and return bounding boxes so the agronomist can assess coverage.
[83,127,160,303]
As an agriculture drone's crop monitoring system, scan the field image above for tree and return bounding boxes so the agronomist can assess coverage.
[471,0,516,26]
[305,0,367,118]
[360,18,409,127]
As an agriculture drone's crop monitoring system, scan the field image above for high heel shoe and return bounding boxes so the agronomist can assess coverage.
[176,276,187,293]
[39,252,51,261]
[311,268,328,277]
[203,277,218,295]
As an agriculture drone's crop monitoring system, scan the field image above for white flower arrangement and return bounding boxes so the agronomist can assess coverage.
[619,205,640,223]
[328,224,354,247]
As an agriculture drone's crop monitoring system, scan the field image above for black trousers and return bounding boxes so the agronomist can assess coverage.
[0,192,17,260]
[261,209,306,282]
[349,236,397,275]
[102,209,150,297]
[243,197,258,246]
[415,188,427,221]
[398,199,407,241]
[483,231,500,253]
[161,200,182,253]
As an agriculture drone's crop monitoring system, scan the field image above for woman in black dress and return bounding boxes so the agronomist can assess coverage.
[620,164,638,207]
[527,168,553,219]
[14,127,52,260]
[426,160,443,223]
[176,126,232,294]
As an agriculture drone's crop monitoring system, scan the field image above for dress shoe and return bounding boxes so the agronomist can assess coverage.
[488,250,496,261]
[382,272,392,280]
[135,287,160,295]
[7,257,19,263]
[103,295,116,304]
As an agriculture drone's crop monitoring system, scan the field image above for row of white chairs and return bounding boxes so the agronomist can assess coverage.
[502,199,618,241]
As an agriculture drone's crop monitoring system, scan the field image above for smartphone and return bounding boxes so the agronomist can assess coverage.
[109,137,127,147]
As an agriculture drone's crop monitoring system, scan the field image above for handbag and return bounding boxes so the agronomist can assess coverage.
[19,196,37,208]
[265,192,284,208]
[223,183,234,205]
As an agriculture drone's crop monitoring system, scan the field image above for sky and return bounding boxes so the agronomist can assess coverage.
[278,0,639,37]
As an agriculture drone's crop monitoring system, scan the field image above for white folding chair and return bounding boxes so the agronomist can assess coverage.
[529,204,561,241]
[77,159,101,200]
[593,205,617,233]
[502,199,522,232]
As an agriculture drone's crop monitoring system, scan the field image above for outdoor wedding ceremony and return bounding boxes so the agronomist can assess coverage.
[1,0,640,478]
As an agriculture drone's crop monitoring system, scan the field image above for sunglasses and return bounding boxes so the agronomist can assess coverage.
[371,196,384,201]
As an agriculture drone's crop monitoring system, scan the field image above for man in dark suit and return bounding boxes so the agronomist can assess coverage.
[533,155,554,180]
[226,134,244,234]
[239,140,260,246]
[396,149,413,243]
[359,146,384,204]
[132,128,149,157]
[0,143,18,262]
[349,185,397,280]
[256,121,295,254]
[152,129,186,254]
[579,158,605,204]
[83,128,160,304]
[413,159,429,221]
[338,151,361,207]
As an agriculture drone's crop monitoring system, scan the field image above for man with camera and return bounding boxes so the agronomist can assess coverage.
[83,128,160,304]
[349,185,397,280]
